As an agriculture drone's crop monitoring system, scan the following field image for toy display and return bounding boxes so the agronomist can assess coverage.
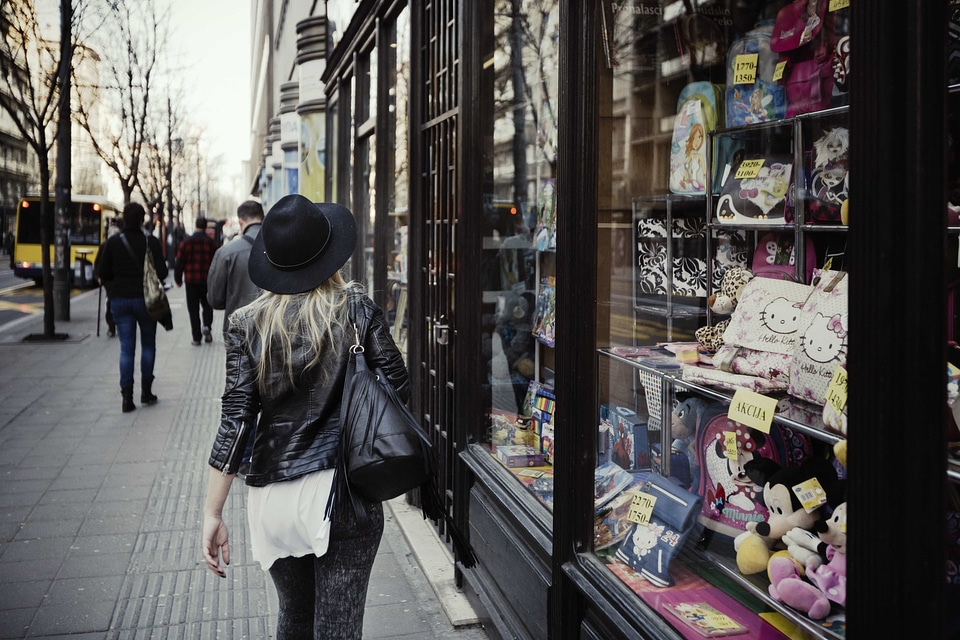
[768,501,847,619]
[732,455,841,575]
[695,266,754,354]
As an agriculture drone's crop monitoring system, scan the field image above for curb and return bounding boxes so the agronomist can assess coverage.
[386,497,481,628]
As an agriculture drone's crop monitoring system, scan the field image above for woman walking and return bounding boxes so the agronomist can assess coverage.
[201,194,408,639]
[95,202,168,412]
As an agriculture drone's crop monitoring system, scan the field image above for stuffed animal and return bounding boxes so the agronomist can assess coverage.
[768,501,848,619]
[696,267,755,353]
[732,455,840,575]
[668,395,725,490]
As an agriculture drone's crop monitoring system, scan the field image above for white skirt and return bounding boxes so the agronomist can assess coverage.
[246,468,335,571]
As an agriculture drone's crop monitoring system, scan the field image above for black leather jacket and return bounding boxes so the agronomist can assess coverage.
[207,288,410,486]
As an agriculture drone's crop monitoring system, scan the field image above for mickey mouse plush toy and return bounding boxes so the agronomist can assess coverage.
[768,500,848,620]
[732,455,840,576]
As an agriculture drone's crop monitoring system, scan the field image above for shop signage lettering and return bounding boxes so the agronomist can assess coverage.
[610,2,662,16]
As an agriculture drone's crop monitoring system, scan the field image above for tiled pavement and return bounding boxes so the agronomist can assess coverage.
[0,279,488,639]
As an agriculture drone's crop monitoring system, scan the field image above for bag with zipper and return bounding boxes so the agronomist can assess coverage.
[725,21,788,127]
[614,472,703,587]
[669,81,724,195]
[769,0,838,117]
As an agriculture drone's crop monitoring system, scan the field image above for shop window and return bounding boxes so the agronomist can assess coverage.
[478,0,560,510]
[594,1,852,637]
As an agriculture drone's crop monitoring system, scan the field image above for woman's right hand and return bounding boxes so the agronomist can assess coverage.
[202,513,231,578]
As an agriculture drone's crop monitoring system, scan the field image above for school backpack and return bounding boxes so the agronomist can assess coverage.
[725,21,788,128]
[751,231,816,283]
[669,81,724,196]
[694,407,812,540]
[769,0,838,117]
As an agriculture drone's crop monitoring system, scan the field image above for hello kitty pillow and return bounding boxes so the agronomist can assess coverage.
[788,270,849,406]
[721,277,814,356]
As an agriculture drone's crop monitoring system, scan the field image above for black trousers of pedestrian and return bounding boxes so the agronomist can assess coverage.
[267,499,384,640]
[184,283,213,342]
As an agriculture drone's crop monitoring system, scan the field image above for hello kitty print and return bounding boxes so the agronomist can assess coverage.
[721,277,814,356]
[788,270,849,405]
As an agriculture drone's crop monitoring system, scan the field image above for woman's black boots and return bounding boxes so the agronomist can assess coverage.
[141,377,158,405]
[121,387,136,413]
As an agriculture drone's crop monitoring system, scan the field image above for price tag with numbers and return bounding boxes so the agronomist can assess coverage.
[829,0,849,11]
[733,53,758,84]
[734,159,765,180]
[724,431,738,460]
[772,60,787,82]
[627,491,657,526]
[826,365,848,413]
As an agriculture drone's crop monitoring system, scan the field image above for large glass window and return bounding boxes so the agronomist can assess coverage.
[479,0,560,510]
[386,7,411,354]
[594,2,851,637]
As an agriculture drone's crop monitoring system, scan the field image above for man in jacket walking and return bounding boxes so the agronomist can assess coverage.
[175,217,218,345]
[207,201,264,335]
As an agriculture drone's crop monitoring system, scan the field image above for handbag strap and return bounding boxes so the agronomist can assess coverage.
[117,233,141,270]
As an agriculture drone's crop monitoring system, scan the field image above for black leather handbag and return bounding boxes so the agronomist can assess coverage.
[339,299,433,504]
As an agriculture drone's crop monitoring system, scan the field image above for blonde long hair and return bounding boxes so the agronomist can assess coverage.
[240,271,354,394]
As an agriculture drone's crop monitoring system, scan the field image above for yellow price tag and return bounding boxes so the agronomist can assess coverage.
[793,478,828,512]
[772,60,787,82]
[829,0,850,11]
[728,388,777,433]
[627,491,657,526]
[826,365,848,414]
[733,53,758,84]
[724,431,738,460]
[734,159,765,180]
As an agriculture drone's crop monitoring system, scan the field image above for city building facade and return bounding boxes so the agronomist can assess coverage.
[248,2,950,638]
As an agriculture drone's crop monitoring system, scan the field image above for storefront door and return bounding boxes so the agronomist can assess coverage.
[410,0,463,550]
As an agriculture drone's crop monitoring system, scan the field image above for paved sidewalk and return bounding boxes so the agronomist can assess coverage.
[0,283,487,639]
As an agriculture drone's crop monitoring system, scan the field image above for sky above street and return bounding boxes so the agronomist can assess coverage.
[167,0,252,190]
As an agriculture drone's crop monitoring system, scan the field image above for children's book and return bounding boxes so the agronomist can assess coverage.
[533,179,557,251]
[661,602,749,638]
[532,276,556,346]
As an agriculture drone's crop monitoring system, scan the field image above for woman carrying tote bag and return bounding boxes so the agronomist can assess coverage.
[201,194,409,640]
[95,202,169,412]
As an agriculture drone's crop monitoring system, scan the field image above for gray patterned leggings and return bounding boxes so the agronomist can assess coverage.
[268,500,384,639]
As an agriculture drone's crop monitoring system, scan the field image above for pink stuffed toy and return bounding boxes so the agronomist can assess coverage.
[768,501,848,620]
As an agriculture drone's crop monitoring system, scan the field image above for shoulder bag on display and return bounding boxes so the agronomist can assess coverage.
[119,234,172,325]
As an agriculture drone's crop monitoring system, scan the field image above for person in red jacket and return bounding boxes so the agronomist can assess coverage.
[175,217,218,345]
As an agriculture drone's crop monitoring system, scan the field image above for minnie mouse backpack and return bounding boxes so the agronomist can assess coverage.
[694,410,812,540]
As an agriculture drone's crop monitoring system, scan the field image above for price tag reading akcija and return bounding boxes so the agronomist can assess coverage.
[734,159,765,180]
[627,491,657,526]
[728,388,777,433]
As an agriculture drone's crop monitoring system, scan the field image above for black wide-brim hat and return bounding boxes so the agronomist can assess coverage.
[248,194,357,294]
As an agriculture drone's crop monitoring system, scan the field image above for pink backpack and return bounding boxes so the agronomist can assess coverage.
[695,410,812,540]
[751,232,816,283]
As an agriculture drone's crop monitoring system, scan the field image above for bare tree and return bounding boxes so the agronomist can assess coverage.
[0,0,74,336]
[74,0,169,205]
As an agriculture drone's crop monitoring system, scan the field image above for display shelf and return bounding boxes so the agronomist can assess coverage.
[688,545,845,640]
[596,347,847,639]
